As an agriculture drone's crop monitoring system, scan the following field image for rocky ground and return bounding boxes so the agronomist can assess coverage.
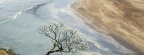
[73,0,144,53]
[0,50,8,55]
[0,48,16,55]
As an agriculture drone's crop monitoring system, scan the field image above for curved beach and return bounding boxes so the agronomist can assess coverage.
[73,0,144,53]
[0,0,143,55]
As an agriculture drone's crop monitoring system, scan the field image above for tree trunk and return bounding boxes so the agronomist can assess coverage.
[46,49,62,55]
[46,51,52,55]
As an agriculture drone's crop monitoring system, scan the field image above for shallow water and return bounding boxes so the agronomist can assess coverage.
[0,0,131,55]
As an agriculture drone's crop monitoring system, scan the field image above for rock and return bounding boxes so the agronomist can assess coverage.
[0,48,16,55]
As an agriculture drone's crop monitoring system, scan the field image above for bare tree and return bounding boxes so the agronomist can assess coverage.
[38,23,88,55]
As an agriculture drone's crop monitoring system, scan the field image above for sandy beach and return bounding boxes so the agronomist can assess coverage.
[72,0,144,53]
[0,0,130,55]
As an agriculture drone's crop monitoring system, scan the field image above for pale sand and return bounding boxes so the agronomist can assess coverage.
[72,0,144,53]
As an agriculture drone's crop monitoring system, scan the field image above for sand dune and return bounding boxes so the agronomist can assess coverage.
[72,0,144,53]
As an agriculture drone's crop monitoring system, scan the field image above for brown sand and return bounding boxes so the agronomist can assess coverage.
[72,0,144,53]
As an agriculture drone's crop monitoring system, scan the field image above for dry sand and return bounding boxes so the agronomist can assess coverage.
[72,0,144,53]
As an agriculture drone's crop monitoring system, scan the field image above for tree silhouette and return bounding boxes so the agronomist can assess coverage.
[38,23,88,55]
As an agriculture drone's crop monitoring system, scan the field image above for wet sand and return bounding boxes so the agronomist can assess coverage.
[72,0,144,53]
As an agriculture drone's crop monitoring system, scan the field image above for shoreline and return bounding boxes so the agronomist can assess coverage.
[72,0,144,53]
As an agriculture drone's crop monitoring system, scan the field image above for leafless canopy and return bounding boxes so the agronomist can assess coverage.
[38,23,88,55]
